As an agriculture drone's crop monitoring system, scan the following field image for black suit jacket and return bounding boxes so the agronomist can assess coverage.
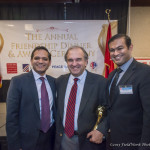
[54,71,108,150]
[6,70,56,150]
[107,59,150,149]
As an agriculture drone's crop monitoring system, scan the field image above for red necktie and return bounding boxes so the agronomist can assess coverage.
[40,77,50,133]
[65,78,78,138]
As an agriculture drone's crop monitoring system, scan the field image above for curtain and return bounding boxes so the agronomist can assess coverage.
[0,3,64,20]
[66,0,129,33]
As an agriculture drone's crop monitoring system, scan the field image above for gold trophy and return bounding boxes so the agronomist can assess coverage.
[93,106,105,130]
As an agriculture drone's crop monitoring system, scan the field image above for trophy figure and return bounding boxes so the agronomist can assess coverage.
[93,106,105,130]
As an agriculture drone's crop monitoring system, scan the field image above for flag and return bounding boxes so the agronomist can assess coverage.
[104,23,114,78]
[22,64,30,72]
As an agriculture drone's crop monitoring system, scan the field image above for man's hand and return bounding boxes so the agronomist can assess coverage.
[87,130,103,144]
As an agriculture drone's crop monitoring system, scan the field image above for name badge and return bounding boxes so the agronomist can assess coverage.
[119,85,133,94]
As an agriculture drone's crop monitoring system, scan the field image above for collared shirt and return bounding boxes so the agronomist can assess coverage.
[63,70,87,131]
[32,69,54,127]
[118,57,133,83]
[109,57,133,92]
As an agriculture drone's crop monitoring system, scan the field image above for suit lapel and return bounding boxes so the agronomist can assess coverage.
[118,59,136,85]
[109,59,137,106]
[107,70,117,106]
[78,71,94,116]
[46,75,55,100]
[59,74,70,120]
[28,71,40,118]
[46,75,56,119]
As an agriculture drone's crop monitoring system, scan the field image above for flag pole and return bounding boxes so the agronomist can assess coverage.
[104,9,115,78]
[105,9,111,23]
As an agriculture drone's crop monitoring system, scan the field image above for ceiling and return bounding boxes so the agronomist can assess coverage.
[0,0,150,6]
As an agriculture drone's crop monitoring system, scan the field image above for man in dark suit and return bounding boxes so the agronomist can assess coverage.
[107,34,150,150]
[6,46,56,150]
[54,46,107,150]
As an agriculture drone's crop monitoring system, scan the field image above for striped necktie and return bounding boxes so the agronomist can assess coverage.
[65,78,78,138]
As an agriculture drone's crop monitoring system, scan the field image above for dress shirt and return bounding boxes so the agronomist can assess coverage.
[63,70,87,131]
[32,69,54,127]
[118,57,133,83]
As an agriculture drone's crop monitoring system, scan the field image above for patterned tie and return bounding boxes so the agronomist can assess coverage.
[40,77,50,133]
[110,68,122,101]
[65,78,78,138]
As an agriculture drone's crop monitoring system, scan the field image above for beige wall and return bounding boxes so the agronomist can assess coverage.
[130,7,150,57]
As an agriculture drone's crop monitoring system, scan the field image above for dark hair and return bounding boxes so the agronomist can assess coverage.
[31,46,51,60]
[108,34,132,49]
[64,45,88,62]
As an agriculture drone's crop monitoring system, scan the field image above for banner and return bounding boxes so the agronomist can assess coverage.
[0,20,117,79]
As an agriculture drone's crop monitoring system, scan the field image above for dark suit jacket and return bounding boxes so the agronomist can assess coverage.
[6,70,56,150]
[107,59,150,149]
[54,71,108,150]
